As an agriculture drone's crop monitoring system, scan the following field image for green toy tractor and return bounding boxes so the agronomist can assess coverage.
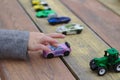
[89,48,120,76]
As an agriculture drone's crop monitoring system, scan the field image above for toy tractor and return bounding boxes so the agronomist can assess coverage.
[89,48,120,76]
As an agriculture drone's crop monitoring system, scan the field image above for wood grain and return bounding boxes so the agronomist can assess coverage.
[60,0,120,51]
[98,0,120,15]
[0,0,75,80]
[19,0,120,79]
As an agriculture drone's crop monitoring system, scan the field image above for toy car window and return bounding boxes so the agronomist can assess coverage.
[70,26,75,29]
[55,47,63,51]
[50,46,57,51]
[65,25,71,28]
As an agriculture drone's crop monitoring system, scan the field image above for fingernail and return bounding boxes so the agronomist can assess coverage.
[62,34,65,37]
[55,40,59,43]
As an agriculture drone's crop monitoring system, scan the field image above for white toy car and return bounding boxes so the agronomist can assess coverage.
[56,23,84,35]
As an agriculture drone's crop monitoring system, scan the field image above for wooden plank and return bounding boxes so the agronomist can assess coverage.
[19,0,120,79]
[0,0,75,80]
[60,0,120,51]
[98,0,120,15]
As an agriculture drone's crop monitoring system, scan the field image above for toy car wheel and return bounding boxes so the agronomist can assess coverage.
[49,23,56,25]
[47,53,54,58]
[62,32,67,35]
[64,51,70,56]
[41,15,46,18]
[97,67,107,76]
[76,30,82,34]
[42,4,48,6]
[37,15,44,18]
[65,42,70,48]
[64,21,69,23]
[90,59,97,71]
[114,63,120,72]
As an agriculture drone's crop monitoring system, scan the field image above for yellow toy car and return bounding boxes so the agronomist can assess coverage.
[32,0,48,6]
[33,4,51,11]
[32,0,40,6]
[33,5,45,11]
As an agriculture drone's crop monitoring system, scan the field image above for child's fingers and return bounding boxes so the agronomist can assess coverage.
[50,43,59,47]
[36,44,51,52]
[28,50,42,54]
[43,35,62,47]
[47,33,65,38]
[40,36,59,44]
[29,44,51,52]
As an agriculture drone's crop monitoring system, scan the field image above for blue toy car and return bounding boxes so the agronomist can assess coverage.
[47,17,71,25]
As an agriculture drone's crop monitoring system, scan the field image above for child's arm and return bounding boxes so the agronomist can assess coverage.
[0,29,29,59]
[0,30,65,59]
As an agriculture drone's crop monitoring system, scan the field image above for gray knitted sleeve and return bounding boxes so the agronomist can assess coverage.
[0,29,29,59]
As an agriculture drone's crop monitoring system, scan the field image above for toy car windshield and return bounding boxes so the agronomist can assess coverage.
[49,46,57,51]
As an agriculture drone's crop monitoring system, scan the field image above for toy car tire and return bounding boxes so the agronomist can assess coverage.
[114,63,120,72]
[36,15,43,18]
[36,9,42,12]
[39,15,46,18]
[97,67,107,76]
[64,51,70,56]
[43,4,48,6]
[49,23,56,25]
[62,32,67,35]
[65,42,70,48]
[47,53,54,58]
[64,21,69,23]
[76,30,82,34]
[90,59,97,71]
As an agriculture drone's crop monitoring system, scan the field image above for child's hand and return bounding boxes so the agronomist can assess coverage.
[28,32,65,53]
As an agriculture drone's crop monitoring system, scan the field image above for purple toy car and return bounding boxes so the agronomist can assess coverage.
[43,42,71,58]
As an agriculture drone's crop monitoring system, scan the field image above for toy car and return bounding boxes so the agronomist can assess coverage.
[33,5,45,11]
[32,0,40,6]
[36,10,56,18]
[43,42,71,58]
[47,17,71,25]
[33,5,51,11]
[89,48,120,76]
[47,13,58,20]
[56,23,84,35]
[40,0,48,6]
[32,0,48,6]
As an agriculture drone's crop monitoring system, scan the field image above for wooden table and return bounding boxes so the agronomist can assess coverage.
[0,0,120,80]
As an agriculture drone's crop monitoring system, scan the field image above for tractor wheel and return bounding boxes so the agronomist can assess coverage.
[97,67,107,76]
[47,53,54,58]
[89,59,97,71]
[114,63,120,72]
[64,51,70,56]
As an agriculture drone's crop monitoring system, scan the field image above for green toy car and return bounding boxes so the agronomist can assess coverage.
[36,10,56,18]
[90,48,120,76]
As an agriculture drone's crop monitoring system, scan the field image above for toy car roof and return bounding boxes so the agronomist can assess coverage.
[64,23,83,29]
[106,48,119,55]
